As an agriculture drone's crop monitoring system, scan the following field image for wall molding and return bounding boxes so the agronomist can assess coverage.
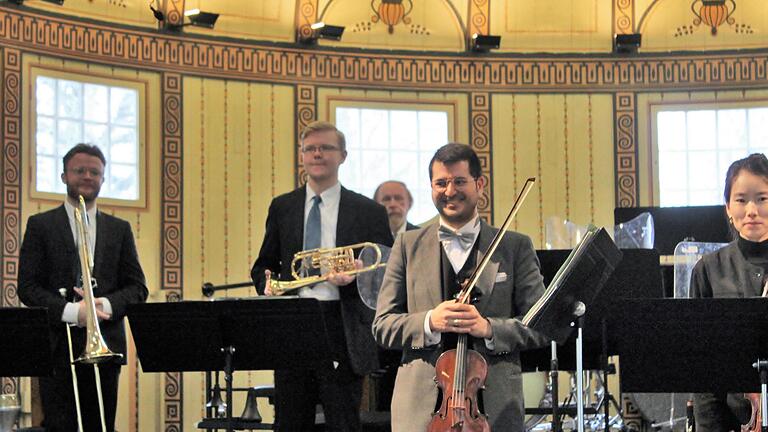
[0,7,766,93]
[1,46,21,396]
[161,71,183,432]
[614,92,638,207]
[470,92,493,224]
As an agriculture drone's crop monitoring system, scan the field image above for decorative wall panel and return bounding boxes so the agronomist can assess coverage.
[295,0,317,42]
[161,71,183,432]
[468,0,490,47]
[470,92,493,224]
[295,84,316,187]
[614,92,637,207]
[614,0,635,35]
[1,46,21,397]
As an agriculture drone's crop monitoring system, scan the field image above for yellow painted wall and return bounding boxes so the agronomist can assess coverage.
[180,77,295,429]
[492,94,616,248]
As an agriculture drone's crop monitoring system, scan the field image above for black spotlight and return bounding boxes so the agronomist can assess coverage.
[149,2,164,21]
[301,22,345,43]
[471,33,501,52]
[614,33,642,54]
[186,9,219,28]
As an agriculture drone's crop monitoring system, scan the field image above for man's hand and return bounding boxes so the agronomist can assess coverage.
[73,287,111,327]
[429,300,492,339]
[264,270,274,296]
[326,259,362,287]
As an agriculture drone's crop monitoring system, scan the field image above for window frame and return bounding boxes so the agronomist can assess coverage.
[650,98,768,207]
[27,65,148,209]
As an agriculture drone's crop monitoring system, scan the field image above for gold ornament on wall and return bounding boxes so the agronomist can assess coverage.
[692,0,735,35]
[675,0,752,37]
[371,0,413,34]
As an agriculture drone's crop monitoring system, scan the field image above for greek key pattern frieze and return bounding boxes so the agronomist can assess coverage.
[296,84,316,188]
[614,0,634,35]
[1,7,766,92]
[161,72,183,432]
[1,45,21,405]
[614,92,637,208]
[2,47,21,309]
[470,92,493,224]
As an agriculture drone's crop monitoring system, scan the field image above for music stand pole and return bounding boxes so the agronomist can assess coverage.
[222,346,235,432]
[573,302,586,432]
[755,359,768,432]
[550,341,560,432]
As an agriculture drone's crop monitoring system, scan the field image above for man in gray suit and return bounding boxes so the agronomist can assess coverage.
[373,143,547,431]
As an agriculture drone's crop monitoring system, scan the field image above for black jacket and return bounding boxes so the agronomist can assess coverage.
[251,185,393,375]
[18,205,148,366]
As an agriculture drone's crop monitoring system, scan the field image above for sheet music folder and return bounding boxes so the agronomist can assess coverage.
[522,227,622,344]
[0,307,52,376]
[614,298,768,393]
[127,297,338,373]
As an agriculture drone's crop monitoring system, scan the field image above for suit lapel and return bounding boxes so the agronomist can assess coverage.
[289,187,307,252]
[474,221,499,314]
[93,211,107,278]
[54,205,76,253]
[336,187,354,247]
[414,224,442,308]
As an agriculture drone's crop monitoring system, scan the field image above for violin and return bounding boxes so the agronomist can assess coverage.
[742,393,762,432]
[427,178,536,432]
[428,286,490,432]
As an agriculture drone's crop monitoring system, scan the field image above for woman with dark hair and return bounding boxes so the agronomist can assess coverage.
[690,153,768,431]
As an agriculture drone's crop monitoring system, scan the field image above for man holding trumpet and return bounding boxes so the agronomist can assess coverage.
[251,121,392,431]
[18,143,148,432]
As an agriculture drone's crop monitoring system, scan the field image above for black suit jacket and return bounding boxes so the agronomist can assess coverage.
[251,185,393,375]
[18,205,148,366]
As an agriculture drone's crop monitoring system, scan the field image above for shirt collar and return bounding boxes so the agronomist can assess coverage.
[306,182,341,208]
[64,198,98,223]
[438,213,481,237]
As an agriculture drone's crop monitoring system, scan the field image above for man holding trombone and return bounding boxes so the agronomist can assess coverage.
[19,143,148,432]
[251,121,392,431]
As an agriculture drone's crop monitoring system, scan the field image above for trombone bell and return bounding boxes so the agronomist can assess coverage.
[268,242,384,296]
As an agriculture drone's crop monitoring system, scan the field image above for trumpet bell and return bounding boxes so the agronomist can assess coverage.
[357,244,391,310]
[0,393,20,432]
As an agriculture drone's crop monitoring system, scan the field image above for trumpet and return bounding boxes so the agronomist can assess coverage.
[269,242,384,296]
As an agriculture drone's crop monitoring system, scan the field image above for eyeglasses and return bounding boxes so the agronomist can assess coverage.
[68,167,103,177]
[302,144,341,154]
[431,177,474,192]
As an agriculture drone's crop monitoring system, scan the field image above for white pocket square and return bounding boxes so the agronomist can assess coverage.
[495,272,507,283]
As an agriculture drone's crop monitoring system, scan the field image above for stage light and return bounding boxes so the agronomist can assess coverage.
[301,22,345,44]
[614,33,642,54]
[185,8,219,28]
[471,33,501,52]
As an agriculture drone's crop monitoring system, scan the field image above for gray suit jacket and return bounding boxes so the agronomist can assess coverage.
[372,221,546,431]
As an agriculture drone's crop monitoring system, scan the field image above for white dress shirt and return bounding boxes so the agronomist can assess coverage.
[298,183,341,301]
[62,199,112,324]
[424,213,493,348]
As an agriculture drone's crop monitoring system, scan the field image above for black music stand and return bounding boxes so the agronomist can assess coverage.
[0,307,52,377]
[614,298,768,432]
[127,297,340,432]
[523,228,622,432]
[522,248,661,431]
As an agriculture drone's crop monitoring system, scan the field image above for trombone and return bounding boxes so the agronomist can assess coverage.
[268,242,384,296]
[64,195,122,432]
